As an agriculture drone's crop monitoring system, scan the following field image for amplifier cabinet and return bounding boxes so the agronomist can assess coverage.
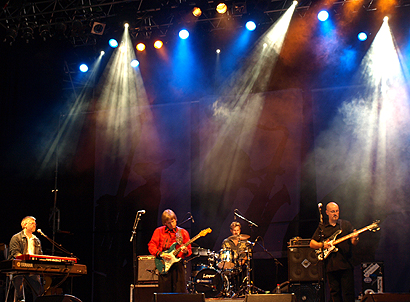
[137,255,158,282]
[134,284,158,302]
[288,244,322,282]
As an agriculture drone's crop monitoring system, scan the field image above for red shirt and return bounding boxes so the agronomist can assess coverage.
[148,226,192,259]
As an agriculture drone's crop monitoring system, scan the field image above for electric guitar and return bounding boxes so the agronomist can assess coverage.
[155,228,212,274]
[316,220,380,260]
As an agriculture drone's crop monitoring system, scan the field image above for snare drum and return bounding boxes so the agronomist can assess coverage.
[194,267,229,298]
[217,249,235,270]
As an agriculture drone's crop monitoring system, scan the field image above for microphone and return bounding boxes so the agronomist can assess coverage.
[137,210,146,215]
[190,213,195,223]
[37,229,46,237]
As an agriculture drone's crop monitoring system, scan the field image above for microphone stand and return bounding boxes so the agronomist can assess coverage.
[178,215,193,227]
[130,211,144,287]
[233,211,261,294]
[317,207,325,302]
[37,230,77,259]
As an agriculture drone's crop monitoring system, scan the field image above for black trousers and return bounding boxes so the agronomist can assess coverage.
[327,269,355,302]
[158,261,187,293]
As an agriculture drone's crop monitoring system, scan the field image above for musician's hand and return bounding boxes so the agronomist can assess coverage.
[161,253,172,261]
[180,246,188,254]
[323,241,332,250]
[351,229,359,245]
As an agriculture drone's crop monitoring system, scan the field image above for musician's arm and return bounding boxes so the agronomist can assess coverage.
[178,229,192,258]
[310,239,331,250]
[148,228,162,258]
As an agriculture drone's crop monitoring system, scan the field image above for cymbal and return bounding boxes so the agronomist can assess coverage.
[228,234,250,241]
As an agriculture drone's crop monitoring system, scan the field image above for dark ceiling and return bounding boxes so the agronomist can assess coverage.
[2,0,410,47]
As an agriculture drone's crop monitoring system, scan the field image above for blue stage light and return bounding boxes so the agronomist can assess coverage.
[179,29,190,40]
[130,60,140,68]
[358,32,368,41]
[79,64,88,73]
[109,39,118,48]
[318,10,329,22]
[245,21,256,31]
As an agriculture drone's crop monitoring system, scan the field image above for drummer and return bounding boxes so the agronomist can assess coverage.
[221,221,250,267]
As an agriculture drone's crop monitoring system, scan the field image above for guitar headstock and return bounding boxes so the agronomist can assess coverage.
[368,220,381,232]
[199,228,212,237]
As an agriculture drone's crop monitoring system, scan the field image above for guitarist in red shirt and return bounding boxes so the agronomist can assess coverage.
[148,209,192,293]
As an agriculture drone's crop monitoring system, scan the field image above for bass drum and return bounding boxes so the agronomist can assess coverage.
[194,268,229,298]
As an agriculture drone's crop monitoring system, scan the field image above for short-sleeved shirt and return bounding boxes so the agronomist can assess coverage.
[311,219,354,272]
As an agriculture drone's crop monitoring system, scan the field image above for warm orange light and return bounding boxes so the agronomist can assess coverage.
[216,3,228,14]
[154,40,163,49]
[136,42,146,51]
[192,7,202,17]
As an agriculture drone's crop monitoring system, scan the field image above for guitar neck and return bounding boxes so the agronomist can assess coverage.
[333,226,369,245]
[173,231,201,256]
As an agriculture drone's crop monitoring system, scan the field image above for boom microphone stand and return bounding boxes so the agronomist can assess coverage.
[317,203,326,302]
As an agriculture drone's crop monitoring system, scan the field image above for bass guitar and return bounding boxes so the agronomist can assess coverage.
[316,220,380,260]
[155,228,212,274]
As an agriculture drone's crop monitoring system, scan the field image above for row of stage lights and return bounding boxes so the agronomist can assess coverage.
[77,10,385,73]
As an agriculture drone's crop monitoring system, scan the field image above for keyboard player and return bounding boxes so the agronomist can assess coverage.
[8,216,44,302]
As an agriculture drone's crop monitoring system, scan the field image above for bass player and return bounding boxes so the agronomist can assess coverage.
[148,209,192,293]
[310,202,359,302]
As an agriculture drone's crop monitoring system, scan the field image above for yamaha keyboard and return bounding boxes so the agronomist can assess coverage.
[0,255,87,276]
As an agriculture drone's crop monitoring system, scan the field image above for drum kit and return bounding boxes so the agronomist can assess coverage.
[187,234,262,298]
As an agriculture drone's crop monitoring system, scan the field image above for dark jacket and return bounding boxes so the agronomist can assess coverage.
[8,230,42,259]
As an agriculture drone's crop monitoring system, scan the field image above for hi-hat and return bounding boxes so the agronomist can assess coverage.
[228,234,250,241]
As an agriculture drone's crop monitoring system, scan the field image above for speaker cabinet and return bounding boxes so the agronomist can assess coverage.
[134,284,158,302]
[289,282,321,302]
[360,293,410,302]
[245,294,296,302]
[35,295,82,302]
[137,255,158,282]
[362,262,384,294]
[288,246,322,282]
[153,293,205,302]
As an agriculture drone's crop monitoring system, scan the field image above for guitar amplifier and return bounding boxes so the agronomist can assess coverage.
[137,255,158,283]
[361,262,384,294]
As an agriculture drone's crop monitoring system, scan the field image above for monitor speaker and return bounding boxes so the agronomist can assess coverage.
[360,293,410,302]
[35,295,82,302]
[153,293,205,302]
[137,255,158,282]
[245,293,296,302]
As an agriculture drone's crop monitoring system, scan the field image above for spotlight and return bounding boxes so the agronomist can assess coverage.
[109,38,118,48]
[358,32,368,41]
[39,21,51,41]
[71,19,84,37]
[136,42,146,51]
[55,22,67,38]
[216,49,221,54]
[383,16,389,22]
[3,27,18,45]
[101,50,105,55]
[317,10,329,22]
[131,59,140,68]
[153,40,163,49]
[179,29,190,39]
[124,23,129,28]
[79,64,89,72]
[245,21,256,31]
[293,0,298,4]
[91,22,106,35]
[22,26,34,43]
[216,3,228,14]
[192,7,202,17]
